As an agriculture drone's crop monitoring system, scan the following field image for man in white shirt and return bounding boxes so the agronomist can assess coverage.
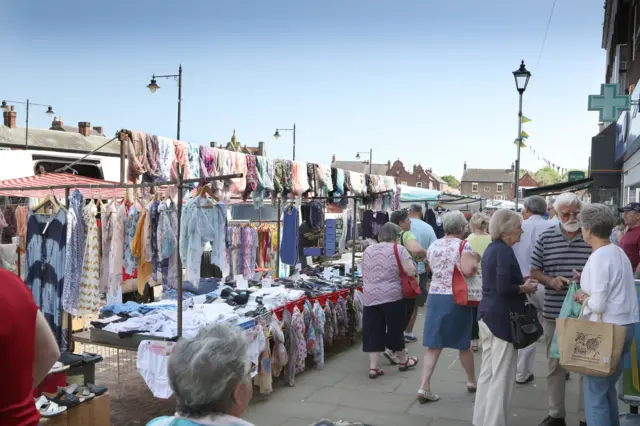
[512,195,555,384]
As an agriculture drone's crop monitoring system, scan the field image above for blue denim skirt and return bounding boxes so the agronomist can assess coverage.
[423,294,473,350]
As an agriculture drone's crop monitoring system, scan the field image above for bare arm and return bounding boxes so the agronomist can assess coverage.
[405,239,426,259]
[32,310,60,389]
[530,268,552,287]
[402,259,417,276]
[460,252,479,277]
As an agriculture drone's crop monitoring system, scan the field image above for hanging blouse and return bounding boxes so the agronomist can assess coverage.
[107,203,127,305]
[200,146,216,179]
[15,205,28,252]
[144,134,161,180]
[313,300,326,368]
[127,131,147,182]
[292,306,307,374]
[62,190,85,315]
[306,163,316,195]
[124,205,141,275]
[280,206,298,266]
[157,136,175,182]
[132,208,152,294]
[157,203,178,289]
[77,201,100,316]
[99,201,114,294]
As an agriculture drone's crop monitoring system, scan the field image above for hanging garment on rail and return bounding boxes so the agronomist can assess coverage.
[107,203,127,305]
[62,190,85,316]
[127,131,148,183]
[187,142,200,182]
[150,201,161,281]
[243,155,259,201]
[292,161,310,196]
[157,136,175,182]
[26,208,67,347]
[144,134,161,181]
[158,202,178,290]
[362,210,389,240]
[280,206,299,266]
[199,145,216,178]
[1,205,15,244]
[77,200,100,316]
[124,205,141,275]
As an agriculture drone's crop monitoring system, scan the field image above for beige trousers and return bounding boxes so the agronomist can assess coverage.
[543,319,585,420]
[472,320,517,426]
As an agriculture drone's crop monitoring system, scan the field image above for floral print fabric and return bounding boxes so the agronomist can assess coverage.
[292,306,307,374]
[124,205,141,275]
[62,190,85,315]
[426,237,473,295]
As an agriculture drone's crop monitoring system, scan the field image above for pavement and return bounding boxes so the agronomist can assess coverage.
[242,306,591,426]
[107,305,633,425]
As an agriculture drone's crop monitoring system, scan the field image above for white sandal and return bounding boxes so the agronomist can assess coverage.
[35,396,67,417]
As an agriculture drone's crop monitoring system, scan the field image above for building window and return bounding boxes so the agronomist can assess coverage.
[472,183,478,193]
[416,182,423,188]
[497,183,503,193]
[400,181,408,186]
[484,187,490,192]
[494,195,506,201]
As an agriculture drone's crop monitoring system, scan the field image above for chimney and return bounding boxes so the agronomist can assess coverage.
[3,105,16,129]
[464,161,467,171]
[51,116,63,128]
[332,154,336,163]
[258,141,265,155]
[412,164,417,174]
[210,141,217,148]
[78,122,91,137]
[92,126,104,136]
[387,160,391,169]
[511,162,515,172]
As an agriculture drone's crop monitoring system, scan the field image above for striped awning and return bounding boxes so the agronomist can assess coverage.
[0,173,141,199]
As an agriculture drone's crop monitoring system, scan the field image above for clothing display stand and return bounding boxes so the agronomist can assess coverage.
[0,170,243,342]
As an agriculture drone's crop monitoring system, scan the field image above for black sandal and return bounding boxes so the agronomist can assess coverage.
[369,368,384,379]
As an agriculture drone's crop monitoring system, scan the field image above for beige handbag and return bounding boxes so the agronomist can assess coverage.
[556,299,627,377]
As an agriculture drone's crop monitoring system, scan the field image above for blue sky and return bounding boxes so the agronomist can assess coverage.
[1,0,604,179]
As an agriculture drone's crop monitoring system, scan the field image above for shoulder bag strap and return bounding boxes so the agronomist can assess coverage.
[393,243,407,278]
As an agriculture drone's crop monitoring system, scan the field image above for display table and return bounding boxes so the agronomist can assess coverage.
[39,392,110,426]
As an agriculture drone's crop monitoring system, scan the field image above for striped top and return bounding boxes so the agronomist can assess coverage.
[530,224,591,319]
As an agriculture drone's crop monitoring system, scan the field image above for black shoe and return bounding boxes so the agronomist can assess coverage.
[516,374,534,384]
[566,371,570,380]
[538,416,566,426]
[579,422,587,426]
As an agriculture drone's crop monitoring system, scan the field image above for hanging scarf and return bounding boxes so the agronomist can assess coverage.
[243,155,259,201]
[306,163,316,196]
[291,161,309,196]
[156,136,174,182]
[172,140,189,180]
[187,142,200,181]
[127,131,147,182]
[200,146,216,178]
[144,134,161,180]
[274,160,285,195]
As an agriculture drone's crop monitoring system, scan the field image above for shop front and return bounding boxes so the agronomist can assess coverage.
[615,84,640,206]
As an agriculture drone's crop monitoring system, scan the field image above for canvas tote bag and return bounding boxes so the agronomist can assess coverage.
[556,300,627,377]
[452,241,482,307]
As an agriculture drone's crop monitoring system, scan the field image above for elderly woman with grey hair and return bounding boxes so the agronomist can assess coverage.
[572,204,639,426]
[361,222,419,379]
[146,323,255,426]
[417,211,480,403]
[472,209,538,426]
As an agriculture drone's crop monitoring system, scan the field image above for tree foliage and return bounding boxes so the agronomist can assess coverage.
[441,175,460,188]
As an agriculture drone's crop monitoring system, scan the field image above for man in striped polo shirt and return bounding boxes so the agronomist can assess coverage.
[530,193,591,426]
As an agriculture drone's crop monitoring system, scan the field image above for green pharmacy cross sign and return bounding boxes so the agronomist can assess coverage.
[588,83,631,122]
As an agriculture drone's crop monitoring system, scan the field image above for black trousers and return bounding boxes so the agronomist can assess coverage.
[362,299,407,352]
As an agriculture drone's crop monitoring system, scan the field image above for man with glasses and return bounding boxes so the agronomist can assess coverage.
[618,202,640,278]
[530,193,591,426]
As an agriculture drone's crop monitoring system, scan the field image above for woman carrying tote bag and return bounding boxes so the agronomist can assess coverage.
[571,204,639,426]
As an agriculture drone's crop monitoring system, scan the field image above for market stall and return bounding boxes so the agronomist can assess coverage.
[0,128,400,409]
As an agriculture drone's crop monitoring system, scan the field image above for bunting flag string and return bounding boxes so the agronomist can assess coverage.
[512,115,569,175]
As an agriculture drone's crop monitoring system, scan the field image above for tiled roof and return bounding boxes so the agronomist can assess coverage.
[0,126,120,155]
[461,168,514,183]
[331,161,390,175]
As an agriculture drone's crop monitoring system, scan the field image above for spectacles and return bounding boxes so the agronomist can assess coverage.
[559,211,580,219]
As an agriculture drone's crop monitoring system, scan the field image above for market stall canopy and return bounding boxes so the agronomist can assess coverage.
[522,177,594,197]
[484,199,524,210]
[398,184,440,202]
[0,173,154,199]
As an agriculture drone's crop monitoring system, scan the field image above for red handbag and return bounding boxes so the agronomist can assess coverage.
[452,241,481,307]
[394,243,421,299]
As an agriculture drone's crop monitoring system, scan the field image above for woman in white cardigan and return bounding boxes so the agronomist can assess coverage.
[573,203,640,426]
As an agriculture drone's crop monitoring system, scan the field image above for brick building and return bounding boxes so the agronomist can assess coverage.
[331,156,445,190]
[460,162,515,201]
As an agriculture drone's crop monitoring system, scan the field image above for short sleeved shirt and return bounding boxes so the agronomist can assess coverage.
[427,237,473,296]
[530,224,591,319]
[362,242,412,306]
[620,225,640,271]
[0,269,39,426]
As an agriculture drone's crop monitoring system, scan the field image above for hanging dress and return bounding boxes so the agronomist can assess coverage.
[77,201,101,316]
[280,206,298,266]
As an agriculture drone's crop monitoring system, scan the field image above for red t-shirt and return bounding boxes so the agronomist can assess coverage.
[620,225,640,271]
[0,270,39,426]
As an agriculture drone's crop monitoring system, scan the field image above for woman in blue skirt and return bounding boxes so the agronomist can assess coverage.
[417,210,479,403]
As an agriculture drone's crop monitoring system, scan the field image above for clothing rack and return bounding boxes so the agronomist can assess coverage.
[0,171,243,345]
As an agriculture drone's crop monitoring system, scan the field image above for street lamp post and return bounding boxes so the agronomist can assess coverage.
[513,60,531,210]
[273,123,296,160]
[1,99,55,149]
[356,149,373,175]
[147,64,183,140]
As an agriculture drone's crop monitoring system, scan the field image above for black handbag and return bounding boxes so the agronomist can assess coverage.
[509,303,543,350]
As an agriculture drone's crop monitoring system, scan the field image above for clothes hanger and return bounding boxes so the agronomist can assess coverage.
[33,189,63,214]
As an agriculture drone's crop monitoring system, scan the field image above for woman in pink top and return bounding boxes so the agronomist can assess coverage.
[362,222,418,379]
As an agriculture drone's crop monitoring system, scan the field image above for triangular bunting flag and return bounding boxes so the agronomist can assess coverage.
[521,116,532,123]
[521,130,530,139]
[513,138,526,148]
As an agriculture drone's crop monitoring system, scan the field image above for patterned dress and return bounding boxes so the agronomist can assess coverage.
[108,203,126,305]
[77,201,100,316]
[292,306,307,374]
[124,205,141,275]
[62,190,85,315]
